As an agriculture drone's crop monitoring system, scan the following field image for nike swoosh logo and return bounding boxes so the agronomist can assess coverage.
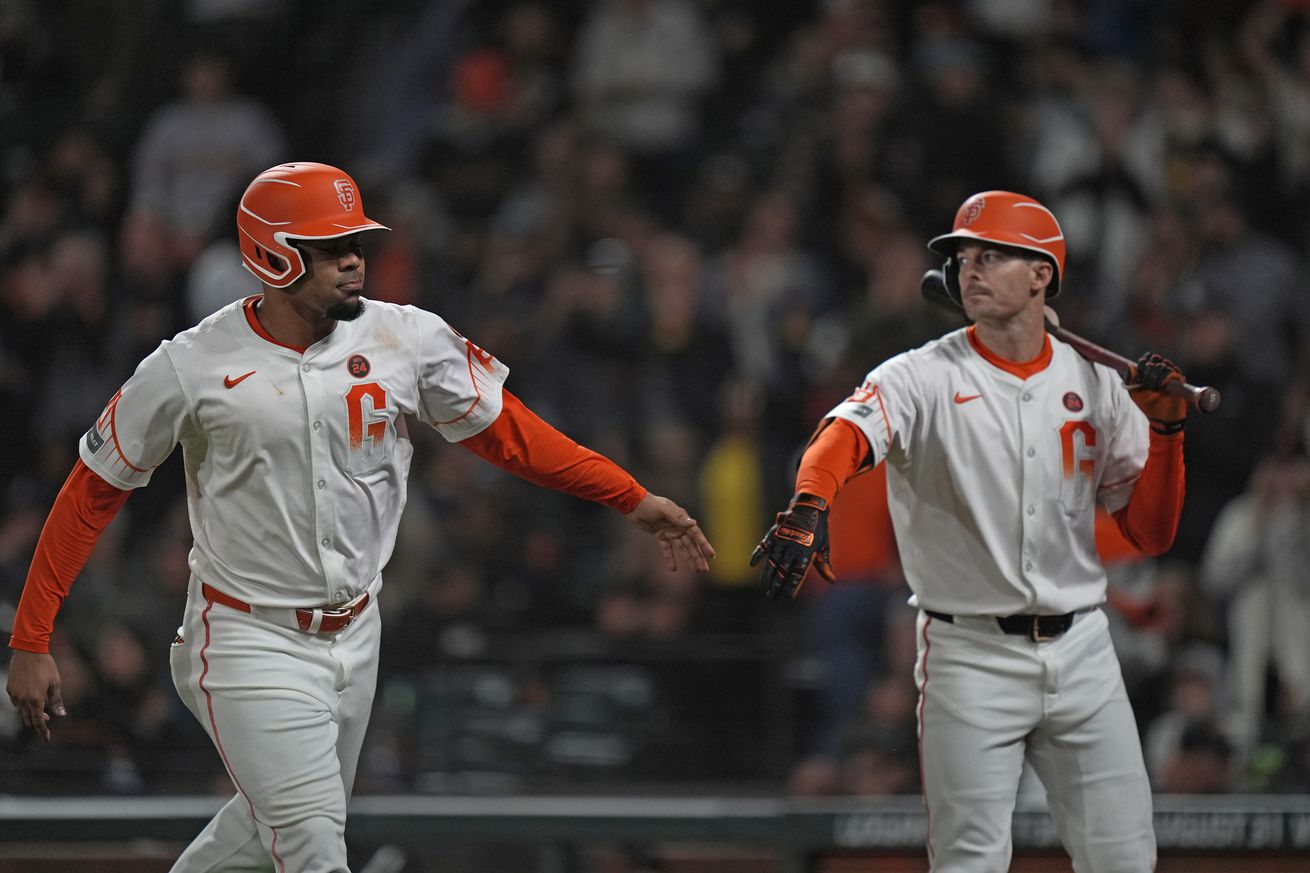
[224,371,256,389]
[953,392,982,404]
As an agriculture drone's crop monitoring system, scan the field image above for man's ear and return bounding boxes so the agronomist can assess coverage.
[1030,259,1053,295]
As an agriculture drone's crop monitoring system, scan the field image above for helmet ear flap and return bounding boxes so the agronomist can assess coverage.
[254,245,286,273]
[943,256,962,305]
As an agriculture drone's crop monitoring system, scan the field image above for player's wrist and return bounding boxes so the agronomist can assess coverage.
[1149,419,1185,436]
[791,493,829,512]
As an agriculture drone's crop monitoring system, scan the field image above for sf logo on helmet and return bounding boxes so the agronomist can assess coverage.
[962,196,986,226]
[333,179,357,211]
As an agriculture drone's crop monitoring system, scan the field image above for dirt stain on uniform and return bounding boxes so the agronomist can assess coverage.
[375,327,402,351]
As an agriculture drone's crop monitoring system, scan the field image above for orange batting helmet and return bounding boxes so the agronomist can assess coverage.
[237,162,389,288]
[927,190,1066,300]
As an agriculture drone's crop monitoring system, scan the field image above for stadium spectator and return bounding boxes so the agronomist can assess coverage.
[127,51,287,268]
[1200,452,1310,764]
[1160,721,1238,794]
[570,0,719,222]
[1143,643,1230,789]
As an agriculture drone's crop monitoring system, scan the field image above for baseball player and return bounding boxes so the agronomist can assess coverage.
[6,162,716,872]
[753,191,1187,872]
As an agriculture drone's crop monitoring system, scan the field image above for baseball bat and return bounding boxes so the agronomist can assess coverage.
[919,269,1221,414]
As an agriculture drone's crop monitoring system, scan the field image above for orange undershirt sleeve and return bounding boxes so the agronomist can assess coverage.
[794,418,872,503]
[9,460,132,653]
[459,390,647,513]
[1113,431,1185,556]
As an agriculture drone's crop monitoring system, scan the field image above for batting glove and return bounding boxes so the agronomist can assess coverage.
[750,494,836,600]
[1126,352,1187,434]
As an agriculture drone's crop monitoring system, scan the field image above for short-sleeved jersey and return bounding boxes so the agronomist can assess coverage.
[79,296,508,607]
[826,327,1149,615]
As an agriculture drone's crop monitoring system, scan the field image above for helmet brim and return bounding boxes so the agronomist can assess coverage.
[279,220,391,243]
[927,229,1054,263]
[927,230,1062,298]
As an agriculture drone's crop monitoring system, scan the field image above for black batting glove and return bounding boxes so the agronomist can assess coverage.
[750,494,836,600]
[1126,352,1187,435]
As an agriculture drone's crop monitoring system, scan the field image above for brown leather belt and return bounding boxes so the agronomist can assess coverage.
[925,609,1076,642]
[201,582,371,634]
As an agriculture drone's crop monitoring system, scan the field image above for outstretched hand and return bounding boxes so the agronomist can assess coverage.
[6,650,65,741]
[626,493,717,573]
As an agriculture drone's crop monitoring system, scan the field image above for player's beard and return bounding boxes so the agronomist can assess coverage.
[326,298,365,321]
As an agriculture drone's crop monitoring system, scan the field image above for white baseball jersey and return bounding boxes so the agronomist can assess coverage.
[79,295,508,608]
[827,326,1149,616]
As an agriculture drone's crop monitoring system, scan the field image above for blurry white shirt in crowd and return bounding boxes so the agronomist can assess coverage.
[571,0,718,152]
[966,0,1053,39]
[186,240,261,325]
[185,0,287,21]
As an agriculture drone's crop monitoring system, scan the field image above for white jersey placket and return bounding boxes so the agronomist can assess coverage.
[1016,370,1048,612]
[299,349,341,604]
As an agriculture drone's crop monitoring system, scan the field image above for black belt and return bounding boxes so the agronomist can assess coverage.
[925,609,1076,642]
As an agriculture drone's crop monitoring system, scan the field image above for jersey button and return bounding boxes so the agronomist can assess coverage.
[1027,505,1036,516]
[302,364,311,374]
[1026,448,1036,458]
[1022,392,1033,402]
[313,420,322,431]
[1025,561,1034,571]
[317,479,326,489]
[321,537,330,548]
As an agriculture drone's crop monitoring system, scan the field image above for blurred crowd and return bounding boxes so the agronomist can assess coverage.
[2,0,1310,801]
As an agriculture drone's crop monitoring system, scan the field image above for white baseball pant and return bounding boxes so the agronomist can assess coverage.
[168,575,382,873]
[915,607,1155,872]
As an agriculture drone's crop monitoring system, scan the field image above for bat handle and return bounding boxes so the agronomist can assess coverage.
[1165,378,1222,414]
[1046,319,1222,414]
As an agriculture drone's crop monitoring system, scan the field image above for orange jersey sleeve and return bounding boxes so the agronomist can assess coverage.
[9,460,132,653]
[826,461,899,581]
[459,390,647,513]
[794,418,872,503]
[1112,430,1185,556]
[1094,506,1145,566]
